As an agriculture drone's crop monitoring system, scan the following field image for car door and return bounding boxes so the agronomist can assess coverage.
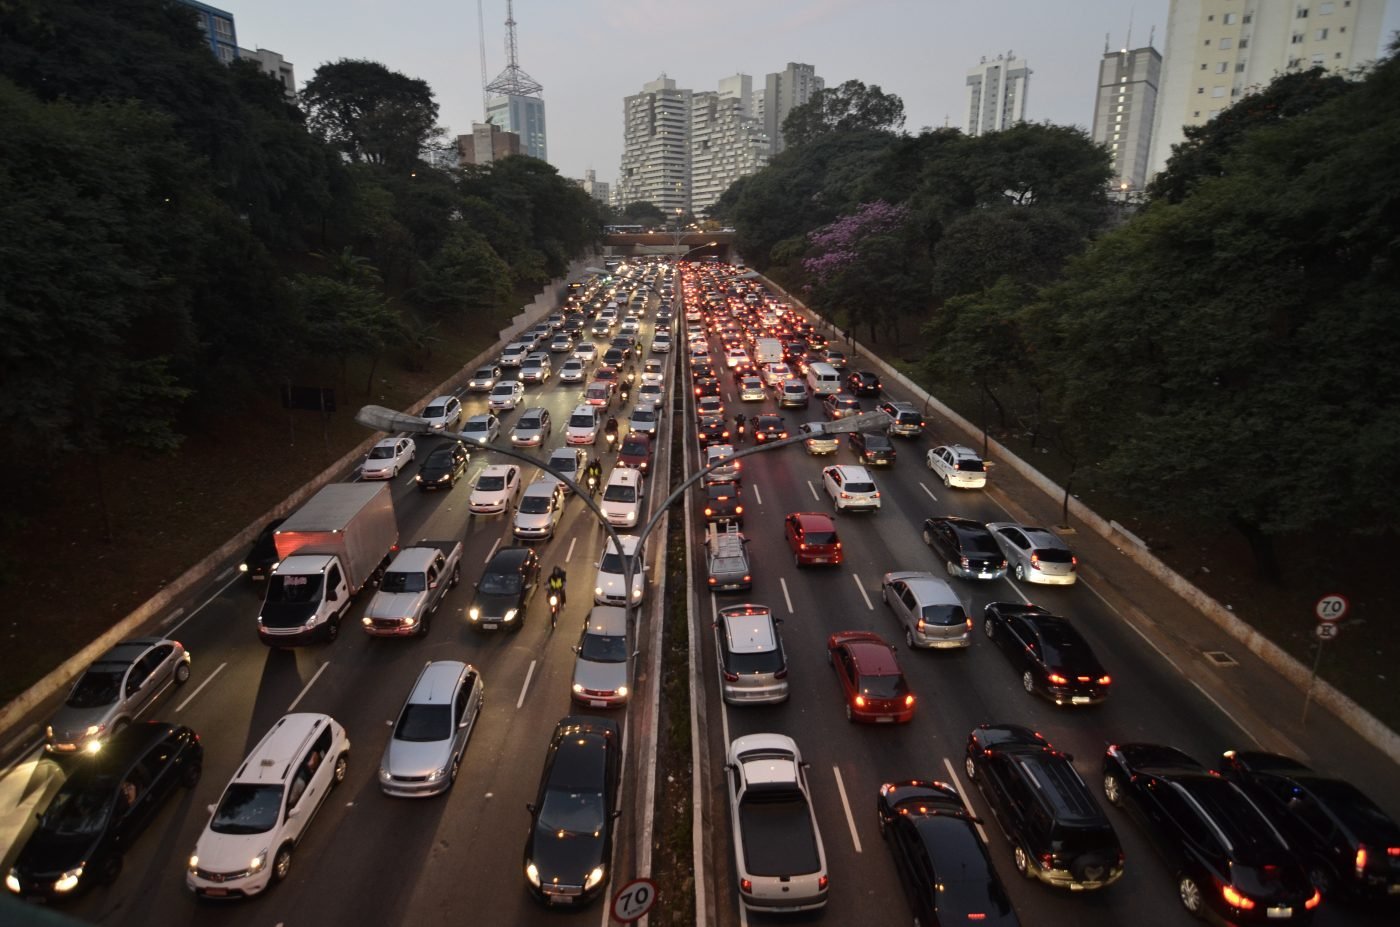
[426,556,444,612]
[892,817,936,923]
[122,736,178,840]
[890,582,915,630]
[287,728,336,842]
[1000,614,1035,670]
[785,516,799,553]
[451,675,473,761]
[123,650,159,714]
[997,526,1030,568]
[834,647,857,706]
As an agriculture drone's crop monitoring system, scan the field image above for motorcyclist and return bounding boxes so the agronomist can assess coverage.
[734,412,747,437]
[547,566,566,627]
[585,458,603,495]
[604,415,620,445]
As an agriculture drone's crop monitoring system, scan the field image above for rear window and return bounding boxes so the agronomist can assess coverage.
[921,603,969,626]
[1035,548,1074,563]
[896,411,921,424]
[804,530,837,545]
[956,459,985,472]
[845,482,876,494]
[476,476,505,491]
[725,646,784,675]
[570,414,596,428]
[858,674,907,699]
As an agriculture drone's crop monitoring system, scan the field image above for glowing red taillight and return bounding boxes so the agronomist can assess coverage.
[740,878,752,894]
[1221,885,1255,910]
[1305,889,1321,910]
[1047,673,1069,685]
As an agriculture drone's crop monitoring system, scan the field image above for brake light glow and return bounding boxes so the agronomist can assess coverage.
[1221,885,1255,910]
[965,618,974,631]
[1356,846,1368,876]
[774,667,788,679]
[1098,675,1112,685]
[817,874,829,891]
[740,878,752,894]
[904,694,915,707]
[1047,673,1069,685]
[1305,889,1321,910]
[1040,853,1053,870]
[966,915,986,921]
[723,672,739,682]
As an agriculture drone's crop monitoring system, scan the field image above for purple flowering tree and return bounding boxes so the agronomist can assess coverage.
[800,202,926,343]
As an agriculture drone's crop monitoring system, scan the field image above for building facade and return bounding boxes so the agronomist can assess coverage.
[177,0,238,64]
[690,84,769,214]
[1091,43,1162,196]
[485,94,546,161]
[577,170,611,205]
[617,76,692,214]
[965,53,1031,136]
[1148,0,1385,179]
[458,122,522,166]
[763,62,824,156]
[237,47,297,103]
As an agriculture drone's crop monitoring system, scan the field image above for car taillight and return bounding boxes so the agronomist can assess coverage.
[817,874,829,891]
[1040,853,1053,871]
[735,506,744,514]
[965,618,974,631]
[1071,555,1079,567]
[960,556,970,568]
[915,618,926,632]
[707,576,716,585]
[799,542,808,550]
[840,491,851,499]
[1221,884,1255,910]
[1047,673,1069,685]
[723,672,739,682]
[1355,845,1368,876]
[704,508,713,516]
[904,694,915,707]
[774,667,788,679]
[1305,889,1321,910]
[1098,675,1112,685]
[1030,553,1042,570]
[740,878,753,894]
[966,915,986,921]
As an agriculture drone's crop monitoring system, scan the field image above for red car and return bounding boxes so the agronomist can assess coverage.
[826,631,915,723]
[617,433,653,474]
[785,512,842,567]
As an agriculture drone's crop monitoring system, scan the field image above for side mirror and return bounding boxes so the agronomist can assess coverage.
[572,646,580,655]
[632,649,641,659]
[526,803,536,815]
[611,810,621,820]
[207,804,217,814]
[287,805,302,819]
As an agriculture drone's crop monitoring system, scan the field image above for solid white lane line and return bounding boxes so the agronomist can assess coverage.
[752,484,763,506]
[565,537,578,563]
[1002,576,1032,605]
[853,575,874,611]
[943,757,989,843]
[216,567,235,581]
[483,537,501,565]
[160,607,185,627]
[517,660,537,709]
[168,573,243,636]
[286,662,329,712]
[832,765,863,853]
[780,577,794,614]
[920,482,938,503]
[175,662,226,713]
[807,481,820,500]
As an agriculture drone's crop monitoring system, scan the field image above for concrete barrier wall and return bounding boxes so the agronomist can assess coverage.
[0,258,596,737]
[756,272,1400,766]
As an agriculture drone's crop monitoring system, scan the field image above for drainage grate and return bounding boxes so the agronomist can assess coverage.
[1203,651,1238,667]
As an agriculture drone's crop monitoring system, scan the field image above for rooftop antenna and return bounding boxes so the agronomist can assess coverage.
[484,0,543,97]
[1149,24,1156,49]
[477,0,490,119]
[1126,8,1134,50]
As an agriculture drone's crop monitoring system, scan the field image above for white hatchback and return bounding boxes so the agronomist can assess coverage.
[361,438,416,480]
[822,464,881,512]
[565,404,602,446]
[469,464,521,515]
[487,380,524,411]
[593,535,646,606]
[600,467,645,528]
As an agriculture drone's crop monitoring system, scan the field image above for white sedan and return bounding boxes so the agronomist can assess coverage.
[487,380,524,411]
[460,414,500,445]
[573,342,598,363]
[558,358,588,383]
[468,464,522,515]
[361,438,416,480]
[594,535,646,606]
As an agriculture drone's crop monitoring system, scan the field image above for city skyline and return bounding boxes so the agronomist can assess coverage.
[225,0,1400,185]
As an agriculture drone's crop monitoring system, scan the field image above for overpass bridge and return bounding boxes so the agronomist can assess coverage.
[600,231,735,262]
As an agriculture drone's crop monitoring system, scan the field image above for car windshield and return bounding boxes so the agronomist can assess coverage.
[922,603,969,626]
[552,457,578,474]
[603,484,636,503]
[474,368,493,379]
[394,703,451,743]
[210,784,283,835]
[599,551,640,574]
[632,410,656,423]
[463,421,488,434]
[478,570,521,595]
[491,385,513,396]
[519,494,552,514]
[380,571,426,594]
[266,574,323,604]
[368,446,396,459]
[537,788,606,835]
[67,668,123,708]
[518,416,541,430]
[426,449,458,466]
[579,633,628,663]
[859,674,907,700]
[40,782,114,836]
[476,476,505,491]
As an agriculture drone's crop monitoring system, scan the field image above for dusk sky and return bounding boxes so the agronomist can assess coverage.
[227,0,1400,184]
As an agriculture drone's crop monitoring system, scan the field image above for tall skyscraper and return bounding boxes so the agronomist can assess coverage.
[1091,41,1162,196]
[1148,0,1385,179]
[691,76,770,213]
[617,76,692,214]
[965,53,1031,136]
[763,62,824,156]
[483,0,547,161]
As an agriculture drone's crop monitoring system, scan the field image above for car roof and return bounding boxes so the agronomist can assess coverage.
[548,446,580,461]
[235,713,334,784]
[720,608,778,653]
[793,511,836,528]
[425,443,463,460]
[585,606,627,636]
[888,572,961,604]
[372,437,402,448]
[603,534,642,555]
[486,546,533,571]
[946,444,982,459]
[389,547,439,572]
[465,413,494,423]
[518,406,547,419]
[548,718,617,790]
[426,395,455,405]
[99,639,161,665]
[408,661,469,704]
[844,638,900,675]
[479,464,515,477]
[521,480,558,497]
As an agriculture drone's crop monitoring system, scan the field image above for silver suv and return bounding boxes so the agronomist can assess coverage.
[714,605,789,704]
[46,638,191,755]
[879,401,925,437]
[880,571,972,649]
[379,661,483,797]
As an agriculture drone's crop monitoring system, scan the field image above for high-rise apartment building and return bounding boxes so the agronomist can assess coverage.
[965,53,1031,136]
[763,62,824,156]
[1091,42,1162,196]
[617,76,693,214]
[178,0,238,64]
[1148,0,1385,179]
[691,78,770,213]
[485,94,546,160]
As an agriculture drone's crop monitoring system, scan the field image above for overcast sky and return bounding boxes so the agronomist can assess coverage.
[227,0,1399,184]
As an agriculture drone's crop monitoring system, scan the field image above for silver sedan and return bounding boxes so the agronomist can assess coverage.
[986,523,1079,585]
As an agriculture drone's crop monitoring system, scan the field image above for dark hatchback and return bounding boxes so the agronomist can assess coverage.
[696,414,730,448]
[751,414,789,444]
[523,717,621,907]
[7,723,202,900]
[849,431,896,467]
[414,442,470,491]
[239,518,286,580]
[1104,743,1321,924]
[982,603,1112,705]
[846,370,882,397]
[1219,750,1400,903]
[702,480,744,526]
[922,516,1007,580]
[468,546,539,632]
[878,779,1021,927]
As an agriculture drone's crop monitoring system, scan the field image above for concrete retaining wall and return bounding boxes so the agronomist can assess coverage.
[0,259,595,737]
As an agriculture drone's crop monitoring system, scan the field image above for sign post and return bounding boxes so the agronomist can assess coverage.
[1302,594,1348,726]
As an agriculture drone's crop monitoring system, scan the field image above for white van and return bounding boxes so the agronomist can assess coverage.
[806,362,842,397]
[600,467,645,528]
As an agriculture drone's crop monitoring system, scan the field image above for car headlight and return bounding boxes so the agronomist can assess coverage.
[188,855,199,873]
[362,616,372,626]
[304,614,319,629]
[595,586,604,597]
[426,765,447,782]
[414,475,422,482]
[239,563,250,573]
[503,608,518,623]
[248,850,267,873]
[525,861,541,887]
[52,866,83,893]
[616,685,629,698]
[632,587,643,600]
[469,606,480,620]
[6,869,21,893]
[572,683,584,694]
[437,474,449,482]
[584,865,606,890]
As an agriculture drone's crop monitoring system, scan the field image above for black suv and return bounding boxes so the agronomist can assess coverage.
[922,516,1007,580]
[849,430,897,467]
[1104,743,1320,923]
[846,370,882,397]
[701,480,744,526]
[965,724,1124,890]
[1219,750,1400,902]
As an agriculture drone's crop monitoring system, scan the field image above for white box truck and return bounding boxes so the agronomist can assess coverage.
[754,338,784,366]
[257,483,399,646]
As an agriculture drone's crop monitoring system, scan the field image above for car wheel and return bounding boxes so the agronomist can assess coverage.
[1103,772,1123,806]
[450,565,461,588]
[943,474,952,488]
[449,755,461,785]
[325,618,340,643]
[182,761,203,788]
[905,628,916,649]
[99,854,123,884]
[1014,846,1034,878]
[174,661,191,685]
[272,846,293,882]
[333,752,348,785]
[1014,564,1026,581]
[1022,670,1036,694]
[419,613,430,635]
[984,618,996,639]
[1178,875,1204,918]
[921,528,932,545]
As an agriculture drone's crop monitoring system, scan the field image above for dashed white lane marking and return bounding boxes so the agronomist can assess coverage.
[920,482,938,502]
[780,578,794,613]
[483,538,501,564]
[565,537,578,563]
[807,481,820,501]
[853,575,874,610]
[287,662,329,712]
[832,765,863,853]
[517,660,537,709]
[176,662,226,713]
[752,484,763,505]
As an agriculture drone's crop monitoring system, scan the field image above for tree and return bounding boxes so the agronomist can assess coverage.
[290,275,403,394]
[781,80,905,148]
[621,201,665,225]
[801,202,929,342]
[301,59,443,170]
[410,228,512,313]
[921,277,1029,431]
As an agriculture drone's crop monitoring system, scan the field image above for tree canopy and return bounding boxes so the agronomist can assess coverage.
[301,59,444,170]
[781,80,906,148]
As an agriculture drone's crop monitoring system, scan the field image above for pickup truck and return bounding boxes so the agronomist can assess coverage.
[706,524,751,592]
[726,733,829,912]
[362,541,463,637]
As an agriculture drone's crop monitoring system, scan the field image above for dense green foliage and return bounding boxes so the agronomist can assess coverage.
[0,0,600,470]
[723,54,1398,574]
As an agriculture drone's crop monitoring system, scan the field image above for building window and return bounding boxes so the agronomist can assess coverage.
[1237,62,1247,72]
[1289,57,1302,68]
[1291,33,1304,43]
[1240,38,1249,48]
[1225,12,1238,24]
[1296,7,1309,17]
[1204,38,1212,45]
[1315,28,1328,39]
[1212,86,1226,97]
[1217,62,1229,73]
[1319,1,1335,11]
[1312,54,1326,65]
[214,17,233,37]
[1220,37,1233,49]
[1197,86,1205,94]
[1201,62,1209,70]
[1244,13,1253,23]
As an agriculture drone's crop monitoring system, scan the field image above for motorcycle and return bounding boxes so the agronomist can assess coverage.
[586,472,599,495]
[548,593,561,629]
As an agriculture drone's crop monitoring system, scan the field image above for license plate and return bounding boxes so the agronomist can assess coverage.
[204,888,229,897]
[876,717,894,723]
[589,700,607,708]
[548,894,574,905]
[482,623,498,630]
[978,571,994,578]
[811,557,829,563]
[1266,907,1293,918]
[1072,696,1092,704]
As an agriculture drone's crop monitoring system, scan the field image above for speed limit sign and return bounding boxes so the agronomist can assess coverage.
[611,878,657,923]
[1314,594,1349,624]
